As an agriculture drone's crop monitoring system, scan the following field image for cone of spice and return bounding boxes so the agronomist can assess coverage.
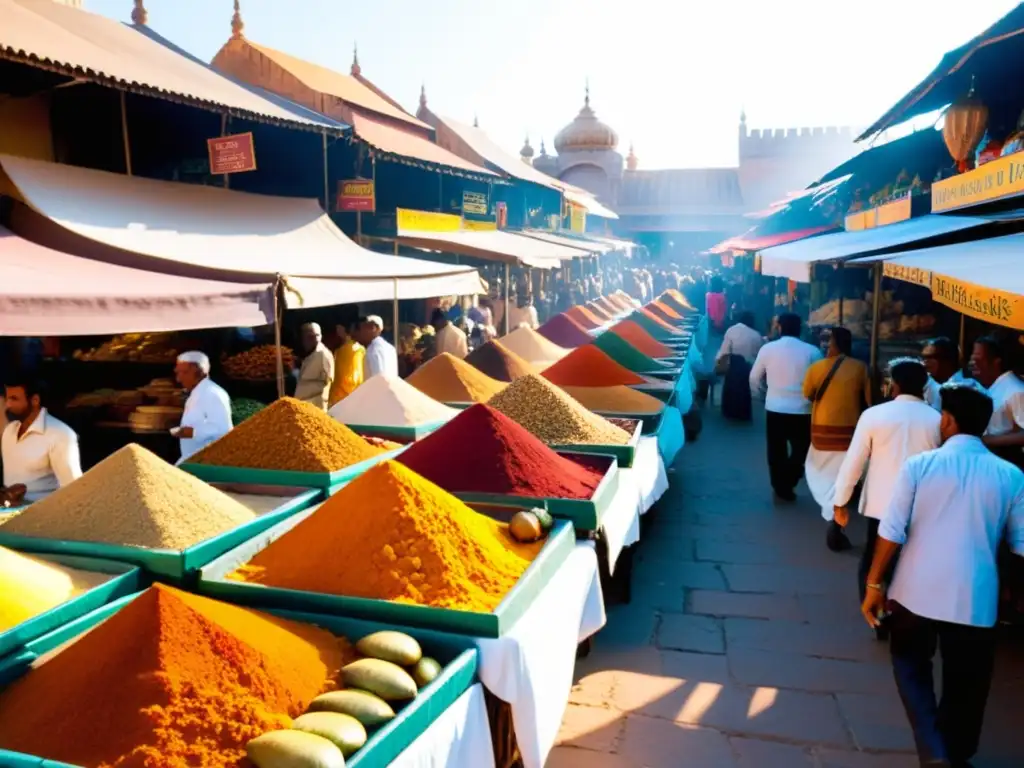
[646,300,684,325]
[605,294,632,311]
[464,340,537,382]
[328,373,458,428]
[499,326,570,367]
[595,296,623,316]
[659,290,697,314]
[594,332,672,373]
[560,385,665,415]
[537,313,594,348]
[398,404,604,499]
[610,320,675,358]
[629,309,685,339]
[542,345,645,386]
[488,374,630,445]
[406,352,507,403]
[565,306,603,330]
[586,301,615,322]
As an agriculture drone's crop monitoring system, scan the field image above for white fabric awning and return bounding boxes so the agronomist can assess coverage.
[1,155,483,307]
[396,226,584,269]
[562,187,619,220]
[519,230,612,255]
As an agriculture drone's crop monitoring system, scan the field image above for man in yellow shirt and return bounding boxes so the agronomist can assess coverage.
[328,322,365,407]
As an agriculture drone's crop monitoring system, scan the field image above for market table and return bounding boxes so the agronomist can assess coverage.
[597,471,644,576]
[628,435,670,514]
[390,683,496,768]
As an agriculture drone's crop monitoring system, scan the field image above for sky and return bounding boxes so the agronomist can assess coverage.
[87,0,1021,169]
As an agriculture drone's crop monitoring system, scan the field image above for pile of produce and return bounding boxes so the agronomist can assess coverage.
[613,290,639,309]
[594,331,672,372]
[0,584,350,767]
[488,374,631,445]
[0,444,254,550]
[536,313,594,348]
[560,385,665,415]
[230,460,543,612]
[565,306,603,330]
[464,340,537,382]
[0,546,111,631]
[222,344,296,381]
[611,320,675,358]
[498,326,570,367]
[328,374,457,428]
[231,397,266,426]
[189,397,384,473]
[398,404,605,500]
[543,345,645,386]
[406,352,507,403]
[73,332,184,363]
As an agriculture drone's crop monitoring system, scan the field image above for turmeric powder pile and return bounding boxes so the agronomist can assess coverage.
[231,461,543,613]
[190,397,383,472]
[0,546,112,631]
[0,584,351,768]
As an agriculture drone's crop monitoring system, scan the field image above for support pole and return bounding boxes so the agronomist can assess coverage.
[120,91,132,176]
[503,263,511,335]
[869,262,882,376]
[392,278,400,348]
[959,313,966,366]
[221,113,230,189]
[273,280,285,399]
[837,262,845,326]
[322,130,330,211]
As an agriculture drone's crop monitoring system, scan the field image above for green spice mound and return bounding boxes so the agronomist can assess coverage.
[0,444,254,550]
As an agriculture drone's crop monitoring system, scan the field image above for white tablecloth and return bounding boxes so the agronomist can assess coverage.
[390,683,495,768]
[627,436,669,514]
[600,471,642,575]
[475,542,606,768]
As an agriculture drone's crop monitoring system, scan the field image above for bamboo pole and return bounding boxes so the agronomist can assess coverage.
[273,281,285,399]
[503,263,510,335]
[392,278,400,348]
[120,91,132,176]
[322,130,329,210]
[837,262,845,326]
[959,313,967,366]
[221,114,230,189]
[869,262,882,376]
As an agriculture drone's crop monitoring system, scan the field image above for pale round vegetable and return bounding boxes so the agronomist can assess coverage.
[341,658,418,701]
[308,689,395,727]
[292,712,367,757]
[355,630,422,666]
[412,656,442,688]
[509,510,542,543]
[246,730,345,768]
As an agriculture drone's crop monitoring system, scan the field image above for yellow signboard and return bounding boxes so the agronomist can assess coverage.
[931,150,1024,212]
[464,219,497,231]
[569,206,586,234]
[396,208,462,233]
[930,274,1024,329]
[844,196,912,231]
[883,261,931,288]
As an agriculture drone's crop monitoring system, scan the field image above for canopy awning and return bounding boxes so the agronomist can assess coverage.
[436,116,561,191]
[1,155,484,307]
[518,230,612,254]
[709,225,835,256]
[563,187,619,220]
[0,225,272,335]
[758,215,991,283]
[860,234,1024,330]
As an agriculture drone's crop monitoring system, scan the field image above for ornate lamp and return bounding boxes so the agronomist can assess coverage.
[943,78,988,173]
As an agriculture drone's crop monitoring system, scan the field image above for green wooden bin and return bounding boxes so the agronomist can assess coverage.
[181,447,403,490]
[551,418,642,468]
[344,419,450,443]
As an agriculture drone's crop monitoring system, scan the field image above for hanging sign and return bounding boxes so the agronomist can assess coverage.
[569,205,587,233]
[930,274,1024,329]
[883,261,931,288]
[207,132,256,174]
[845,195,912,230]
[931,150,1024,212]
[396,208,461,234]
[462,190,488,215]
[337,179,376,212]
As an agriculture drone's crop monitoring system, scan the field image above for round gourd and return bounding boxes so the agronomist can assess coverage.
[246,730,345,768]
[412,657,442,688]
[292,712,367,757]
[530,507,554,532]
[308,690,395,727]
[356,631,422,666]
[509,511,542,543]
[341,658,418,701]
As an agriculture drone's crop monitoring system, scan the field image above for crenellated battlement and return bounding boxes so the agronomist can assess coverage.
[739,124,858,159]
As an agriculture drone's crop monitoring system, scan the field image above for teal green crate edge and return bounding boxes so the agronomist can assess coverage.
[552,420,642,468]
[345,420,449,442]
[0,752,80,767]
[180,446,403,489]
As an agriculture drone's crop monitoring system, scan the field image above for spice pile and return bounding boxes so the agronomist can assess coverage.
[595,296,623,316]
[0,444,254,550]
[558,385,665,415]
[464,340,537,382]
[488,374,630,445]
[328,374,458,428]
[542,345,645,386]
[537,313,594,348]
[398,404,605,499]
[594,331,671,373]
[586,301,615,322]
[223,344,296,381]
[631,308,684,338]
[610,320,674,358]
[565,306,603,330]
[230,461,542,612]
[406,352,507,403]
[659,289,697,314]
[0,584,349,768]
[190,397,384,473]
[498,326,570,367]
[647,299,685,324]
[0,546,112,631]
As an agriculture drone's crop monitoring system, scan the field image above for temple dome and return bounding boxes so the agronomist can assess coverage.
[554,86,618,153]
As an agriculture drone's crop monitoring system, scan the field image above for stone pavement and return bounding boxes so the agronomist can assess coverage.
[549,404,1024,768]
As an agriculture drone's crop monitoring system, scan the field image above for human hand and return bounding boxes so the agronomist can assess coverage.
[861,586,886,628]
[833,505,850,527]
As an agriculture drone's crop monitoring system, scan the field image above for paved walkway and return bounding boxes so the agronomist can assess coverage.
[549,403,1024,768]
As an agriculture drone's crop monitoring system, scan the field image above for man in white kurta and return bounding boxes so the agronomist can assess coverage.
[173,351,232,464]
[361,315,399,380]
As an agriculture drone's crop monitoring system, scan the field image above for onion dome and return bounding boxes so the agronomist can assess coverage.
[626,143,638,171]
[520,135,535,163]
[554,84,619,153]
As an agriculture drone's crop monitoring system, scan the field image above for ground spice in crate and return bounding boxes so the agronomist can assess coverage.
[488,374,630,445]
[498,326,570,367]
[328,373,457,428]
[190,397,383,472]
[0,444,254,550]
[230,461,542,612]
[594,331,671,373]
[559,385,665,415]
[536,313,594,348]
[406,352,507,403]
[610,320,675,358]
[0,583,351,768]
[0,546,111,631]
[398,404,604,499]
[464,340,537,382]
[542,345,647,386]
[565,306,603,330]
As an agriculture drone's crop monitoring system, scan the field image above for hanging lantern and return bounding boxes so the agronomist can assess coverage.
[943,90,988,173]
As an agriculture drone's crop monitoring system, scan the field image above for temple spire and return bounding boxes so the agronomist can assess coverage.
[131,0,147,25]
[473,114,479,128]
[585,78,590,108]
[419,84,427,110]
[231,0,244,39]
[351,44,361,76]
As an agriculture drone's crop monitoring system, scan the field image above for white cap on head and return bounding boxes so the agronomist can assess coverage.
[302,321,322,335]
[177,351,210,375]
[366,315,384,330]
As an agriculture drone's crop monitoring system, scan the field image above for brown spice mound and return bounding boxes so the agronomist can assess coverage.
[190,397,383,473]
[406,352,507,403]
[560,385,666,415]
[464,340,537,382]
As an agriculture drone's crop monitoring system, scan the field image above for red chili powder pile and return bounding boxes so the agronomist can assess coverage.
[465,340,537,382]
[565,306,604,330]
[397,404,604,500]
[542,345,646,386]
[610,320,674,358]
[537,313,594,348]
[586,302,615,322]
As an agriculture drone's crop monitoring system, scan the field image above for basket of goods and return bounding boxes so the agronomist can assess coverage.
[222,344,295,382]
[139,377,185,406]
[73,332,183,363]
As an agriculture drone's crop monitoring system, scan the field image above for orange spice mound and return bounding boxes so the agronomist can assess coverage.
[464,340,537,383]
[0,584,349,768]
[649,299,684,320]
[542,344,646,386]
[595,296,622,316]
[407,352,507,403]
[190,397,383,472]
[565,306,604,330]
[230,461,542,613]
[662,289,697,311]
[610,320,674,358]
[635,307,683,335]
[586,301,615,322]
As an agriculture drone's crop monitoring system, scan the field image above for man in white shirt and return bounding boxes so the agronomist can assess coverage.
[922,337,969,411]
[431,308,468,360]
[1,378,82,503]
[293,323,335,410]
[749,313,823,501]
[172,351,232,464]
[971,335,1024,463]
[833,358,941,637]
[715,310,764,365]
[359,315,399,380]
[507,294,540,331]
[862,384,1024,768]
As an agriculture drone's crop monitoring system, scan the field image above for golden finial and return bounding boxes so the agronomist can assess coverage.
[351,44,361,76]
[231,0,245,39]
[585,78,590,108]
[473,114,479,128]
[419,84,427,110]
[131,0,148,25]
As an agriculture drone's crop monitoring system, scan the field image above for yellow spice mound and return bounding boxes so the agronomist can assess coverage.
[0,547,112,631]
[230,461,543,612]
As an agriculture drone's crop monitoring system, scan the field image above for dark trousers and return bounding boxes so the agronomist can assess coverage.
[889,601,996,765]
[857,518,899,603]
[764,411,811,494]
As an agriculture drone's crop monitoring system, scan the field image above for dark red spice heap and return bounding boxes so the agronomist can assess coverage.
[536,313,593,348]
[397,404,604,500]
[464,340,536,382]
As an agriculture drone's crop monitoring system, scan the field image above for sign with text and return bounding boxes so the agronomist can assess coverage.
[932,150,1024,212]
[337,179,376,212]
[882,261,931,288]
[207,132,256,175]
[462,190,488,215]
[845,195,912,231]
[396,208,462,234]
[931,274,1023,329]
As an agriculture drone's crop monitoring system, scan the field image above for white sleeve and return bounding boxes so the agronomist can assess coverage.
[878,461,918,545]
[192,389,233,444]
[50,430,83,487]
[715,328,733,362]
[1008,389,1024,431]
[1007,473,1024,557]
[832,417,872,508]
[749,346,767,392]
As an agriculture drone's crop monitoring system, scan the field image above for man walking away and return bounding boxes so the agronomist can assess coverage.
[749,313,822,501]
[803,327,870,551]
[833,358,940,637]
[861,384,1024,768]
[922,337,967,411]
[715,310,764,422]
